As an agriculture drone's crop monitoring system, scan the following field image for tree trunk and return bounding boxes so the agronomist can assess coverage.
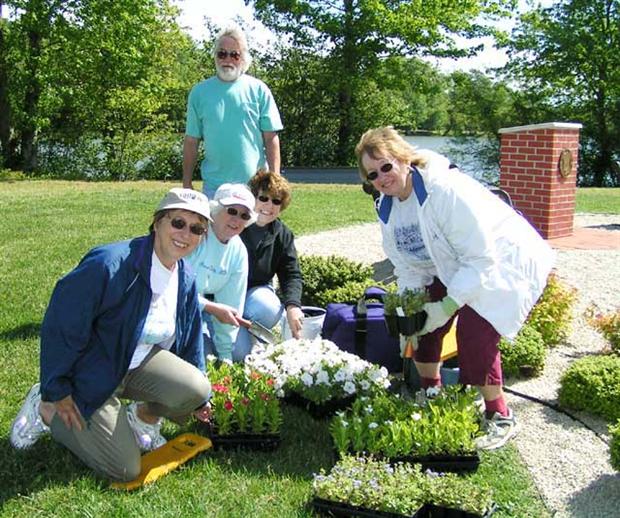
[21,20,42,172]
[335,0,356,166]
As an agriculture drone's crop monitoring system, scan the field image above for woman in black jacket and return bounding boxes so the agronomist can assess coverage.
[234,170,303,360]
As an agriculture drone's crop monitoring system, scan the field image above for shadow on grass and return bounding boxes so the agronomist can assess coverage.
[0,435,99,505]
[0,322,41,340]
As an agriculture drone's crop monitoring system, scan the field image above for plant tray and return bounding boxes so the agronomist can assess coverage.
[391,452,480,473]
[283,392,356,419]
[311,497,424,518]
[193,421,281,451]
[310,499,496,518]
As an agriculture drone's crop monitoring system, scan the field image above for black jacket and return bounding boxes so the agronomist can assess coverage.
[240,219,302,308]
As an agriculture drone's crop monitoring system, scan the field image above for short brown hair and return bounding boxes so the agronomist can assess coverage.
[354,126,427,182]
[248,169,292,211]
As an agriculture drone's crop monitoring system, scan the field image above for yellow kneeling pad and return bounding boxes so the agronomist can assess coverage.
[111,432,212,491]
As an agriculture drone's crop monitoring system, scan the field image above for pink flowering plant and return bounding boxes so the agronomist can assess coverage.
[329,386,480,457]
[245,338,391,405]
[312,455,494,516]
[206,359,282,435]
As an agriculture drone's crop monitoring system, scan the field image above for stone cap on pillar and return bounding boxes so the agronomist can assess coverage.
[498,122,582,134]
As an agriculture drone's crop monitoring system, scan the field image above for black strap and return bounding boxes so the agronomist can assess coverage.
[354,298,368,359]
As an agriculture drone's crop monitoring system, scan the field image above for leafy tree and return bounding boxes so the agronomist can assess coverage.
[506,0,620,186]
[248,0,516,165]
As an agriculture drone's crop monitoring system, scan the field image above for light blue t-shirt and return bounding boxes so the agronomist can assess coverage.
[185,74,283,194]
[185,225,249,360]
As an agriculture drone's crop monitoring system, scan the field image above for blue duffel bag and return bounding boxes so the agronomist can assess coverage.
[321,286,402,373]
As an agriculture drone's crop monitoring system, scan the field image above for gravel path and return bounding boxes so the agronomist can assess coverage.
[295,213,620,518]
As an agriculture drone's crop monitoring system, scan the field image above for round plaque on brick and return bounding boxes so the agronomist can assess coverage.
[558,148,572,178]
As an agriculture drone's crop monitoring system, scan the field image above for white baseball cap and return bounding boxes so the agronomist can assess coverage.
[213,183,256,216]
[156,188,212,221]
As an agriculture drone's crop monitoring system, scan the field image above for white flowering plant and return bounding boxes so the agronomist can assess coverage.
[330,386,480,457]
[312,455,494,517]
[244,338,391,405]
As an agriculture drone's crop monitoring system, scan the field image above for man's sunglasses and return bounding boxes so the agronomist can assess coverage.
[226,207,251,221]
[366,162,394,181]
[258,194,282,206]
[216,50,241,61]
[169,216,207,236]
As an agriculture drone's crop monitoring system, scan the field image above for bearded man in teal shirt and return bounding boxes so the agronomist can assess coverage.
[182,25,283,199]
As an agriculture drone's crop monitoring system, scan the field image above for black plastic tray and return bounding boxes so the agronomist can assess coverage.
[283,392,356,419]
[311,499,495,518]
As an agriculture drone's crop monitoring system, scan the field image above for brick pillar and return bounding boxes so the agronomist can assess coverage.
[498,122,582,239]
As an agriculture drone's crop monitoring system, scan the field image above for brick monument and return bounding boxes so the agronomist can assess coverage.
[498,122,582,239]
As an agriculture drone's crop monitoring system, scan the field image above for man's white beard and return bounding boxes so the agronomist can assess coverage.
[216,64,243,82]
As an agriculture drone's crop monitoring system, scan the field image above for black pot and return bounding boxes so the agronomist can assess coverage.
[398,312,427,335]
[384,314,400,337]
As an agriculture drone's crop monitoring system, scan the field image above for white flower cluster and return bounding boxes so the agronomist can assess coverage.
[245,338,390,402]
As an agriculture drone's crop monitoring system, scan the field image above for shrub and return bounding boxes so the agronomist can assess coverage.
[610,420,620,472]
[587,308,620,355]
[499,324,546,378]
[315,279,390,307]
[299,255,374,307]
[526,273,577,347]
[558,354,620,422]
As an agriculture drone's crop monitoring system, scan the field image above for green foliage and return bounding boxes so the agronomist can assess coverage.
[499,324,546,378]
[526,273,577,348]
[587,308,620,355]
[383,291,401,316]
[558,354,620,422]
[506,0,620,186]
[400,288,428,316]
[299,254,375,307]
[330,387,480,457]
[610,419,620,472]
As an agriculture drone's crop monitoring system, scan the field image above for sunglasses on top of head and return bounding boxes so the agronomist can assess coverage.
[168,216,207,236]
[258,194,282,206]
[226,207,252,221]
[366,162,394,182]
[216,49,241,61]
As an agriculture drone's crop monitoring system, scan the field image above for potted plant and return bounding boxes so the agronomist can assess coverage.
[246,338,391,418]
[398,288,428,336]
[198,359,283,450]
[383,291,401,338]
[329,386,481,472]
[312,455,495,518]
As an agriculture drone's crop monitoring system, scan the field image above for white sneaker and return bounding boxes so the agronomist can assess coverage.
[475,408,521,450]
[10,383,50,449]
[126,402,167,452]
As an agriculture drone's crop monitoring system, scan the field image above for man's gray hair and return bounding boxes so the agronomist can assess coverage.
[213,25,252,74]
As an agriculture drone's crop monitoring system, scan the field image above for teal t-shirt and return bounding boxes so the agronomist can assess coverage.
[185,74,283,193]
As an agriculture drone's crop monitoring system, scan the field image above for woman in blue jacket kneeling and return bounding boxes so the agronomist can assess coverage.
[10,188,212,482]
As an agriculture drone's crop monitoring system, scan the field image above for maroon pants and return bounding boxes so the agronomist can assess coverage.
[414,278,504,387]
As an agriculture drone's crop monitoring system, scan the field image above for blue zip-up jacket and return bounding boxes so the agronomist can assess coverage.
[40,234,205,420]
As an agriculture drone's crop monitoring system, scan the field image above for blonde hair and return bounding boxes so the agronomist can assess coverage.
[248,169,292,211]
[354,126,427,181]
[213,24,252,73]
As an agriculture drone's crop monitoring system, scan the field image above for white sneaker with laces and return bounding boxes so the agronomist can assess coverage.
[475,408,521,450]
[10,383,50,449]
[126,402,167,452]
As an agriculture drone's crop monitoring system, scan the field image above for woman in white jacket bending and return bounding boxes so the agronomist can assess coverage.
[355,126,554,450]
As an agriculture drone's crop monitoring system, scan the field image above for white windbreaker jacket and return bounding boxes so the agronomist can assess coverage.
[378,150,555,339]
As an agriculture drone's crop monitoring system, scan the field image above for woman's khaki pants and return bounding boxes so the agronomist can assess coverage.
[49,347,210,481]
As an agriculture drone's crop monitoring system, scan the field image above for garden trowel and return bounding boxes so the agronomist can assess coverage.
[236,316,276,345]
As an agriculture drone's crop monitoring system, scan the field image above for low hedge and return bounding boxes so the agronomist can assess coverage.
[499,324,546,378]
[558,354,620,422]
[610,420,620,472]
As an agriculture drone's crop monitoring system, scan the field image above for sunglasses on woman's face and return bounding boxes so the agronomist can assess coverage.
[169,216,207,236]
[366,162,394,181]
[258,194,282,206]
[226,207,251,221]
[216,49,241,61]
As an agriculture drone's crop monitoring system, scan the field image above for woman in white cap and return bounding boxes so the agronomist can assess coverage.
[9,188,212,482]
[186,183,257,363]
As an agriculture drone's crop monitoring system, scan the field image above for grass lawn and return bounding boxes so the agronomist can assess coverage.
[6,180,617,517]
